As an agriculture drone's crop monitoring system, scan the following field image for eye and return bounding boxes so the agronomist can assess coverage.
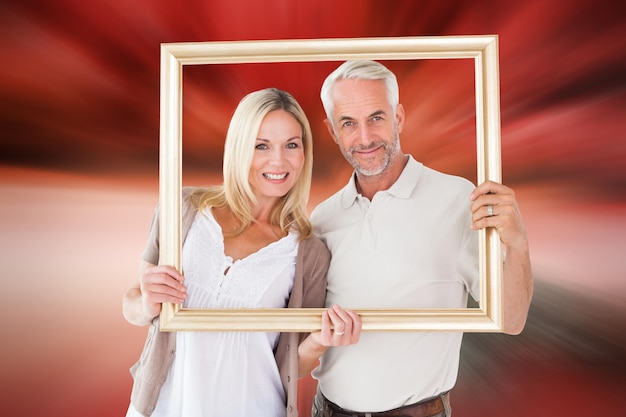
[286,142,300,149]
[341,120,354,128]
[255,143,268,150]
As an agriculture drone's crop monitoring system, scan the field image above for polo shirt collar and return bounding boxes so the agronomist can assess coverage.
[340,155,423,209]
[340,174,360,209]
[387,155,422,198]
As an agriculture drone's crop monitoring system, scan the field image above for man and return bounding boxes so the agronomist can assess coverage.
[310,60,533,417]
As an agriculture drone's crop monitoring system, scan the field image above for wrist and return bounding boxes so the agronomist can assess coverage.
[300,334,329,356]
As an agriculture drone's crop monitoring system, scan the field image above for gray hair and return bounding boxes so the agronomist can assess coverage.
[320,60,399,121]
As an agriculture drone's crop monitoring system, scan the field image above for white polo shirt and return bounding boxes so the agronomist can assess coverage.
[311,156,479,412]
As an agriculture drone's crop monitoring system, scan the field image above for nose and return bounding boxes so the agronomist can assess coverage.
[356,123,374,146]
[269,147,285,166]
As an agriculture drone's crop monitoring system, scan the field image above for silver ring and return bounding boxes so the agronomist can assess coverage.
[334,330,345,336]
[487,205,494,217]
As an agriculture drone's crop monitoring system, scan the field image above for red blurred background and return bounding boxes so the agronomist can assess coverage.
[1,0,624,415]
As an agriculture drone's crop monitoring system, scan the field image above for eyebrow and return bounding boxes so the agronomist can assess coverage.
[338,109,386,123]
[369,110,386,118]
[255,136,303,142]
[338,115,354,123]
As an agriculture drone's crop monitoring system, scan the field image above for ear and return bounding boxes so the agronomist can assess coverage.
[323,119,339,144]
[395,103,405,134]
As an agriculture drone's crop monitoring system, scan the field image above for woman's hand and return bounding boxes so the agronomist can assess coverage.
[139,264,187,320]
[122,262,187,326]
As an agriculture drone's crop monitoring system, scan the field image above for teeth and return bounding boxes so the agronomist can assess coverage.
[264,173,287,180]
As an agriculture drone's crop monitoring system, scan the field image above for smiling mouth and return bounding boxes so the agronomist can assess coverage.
[354,143,383,156]
[263,173,288,180]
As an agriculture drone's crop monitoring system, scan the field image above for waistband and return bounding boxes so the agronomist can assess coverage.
[320,392,448,417]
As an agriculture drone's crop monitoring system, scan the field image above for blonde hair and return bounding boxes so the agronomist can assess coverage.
[193,88,313,239]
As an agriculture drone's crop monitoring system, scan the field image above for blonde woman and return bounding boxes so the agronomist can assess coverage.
[123,88,361,417]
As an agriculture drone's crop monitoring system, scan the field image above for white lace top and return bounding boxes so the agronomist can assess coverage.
[127,208,298,417]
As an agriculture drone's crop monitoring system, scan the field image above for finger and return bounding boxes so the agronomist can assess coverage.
[142,267,187,293]
[141,266,187,305]
[142,282,187,305]
[470,180,507,201]
[145,265,185,283]
[329,306,363,347]
[471,206,500,230]
[341,309,362,343]
[346,310,362,332]
[140,284,186,320]
[469,182,516,213]
[473,200,522,235]
[142,287,187,306]
[328,305,351,336]
[318,310,333,343]
[470,193,516,226]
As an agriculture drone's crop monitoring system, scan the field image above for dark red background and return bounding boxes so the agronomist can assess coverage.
[1,1,624,416]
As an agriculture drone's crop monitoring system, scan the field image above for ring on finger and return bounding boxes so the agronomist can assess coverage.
[487,205,494,217]
[334,330,345,336]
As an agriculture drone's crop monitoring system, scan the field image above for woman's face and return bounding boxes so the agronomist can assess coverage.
[248,109,305,206]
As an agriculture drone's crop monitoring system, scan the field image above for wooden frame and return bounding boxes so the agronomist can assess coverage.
[159,36,503,332]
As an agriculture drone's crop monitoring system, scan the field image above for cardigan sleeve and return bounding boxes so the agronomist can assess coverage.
[299,236,330,309]
[130,187,200,416]
[140,186,199,266]
[276,235,330,417]
[141,205,160,265]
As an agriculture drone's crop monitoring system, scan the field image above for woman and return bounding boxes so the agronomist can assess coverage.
[123,88,361,417]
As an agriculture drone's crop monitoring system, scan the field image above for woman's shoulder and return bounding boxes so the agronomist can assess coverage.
[298,234,330,258]
[182,185,204,203]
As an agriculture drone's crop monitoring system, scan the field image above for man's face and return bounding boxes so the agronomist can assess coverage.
[325,78,404,177]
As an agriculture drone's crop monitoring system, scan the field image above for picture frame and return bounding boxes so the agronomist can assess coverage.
[158,35,503,332]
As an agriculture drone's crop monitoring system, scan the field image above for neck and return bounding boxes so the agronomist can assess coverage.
[355,154,408,200]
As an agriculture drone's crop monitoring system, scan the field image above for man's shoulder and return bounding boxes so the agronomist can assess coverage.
[311,188,345,220]
[421,165,475,191]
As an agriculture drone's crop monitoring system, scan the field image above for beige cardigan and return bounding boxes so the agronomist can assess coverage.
[129,187,329,416]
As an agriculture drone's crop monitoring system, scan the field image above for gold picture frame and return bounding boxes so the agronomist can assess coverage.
[159,36,503,332]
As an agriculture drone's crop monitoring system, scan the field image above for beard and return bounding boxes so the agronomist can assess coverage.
[341,127,401,177]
